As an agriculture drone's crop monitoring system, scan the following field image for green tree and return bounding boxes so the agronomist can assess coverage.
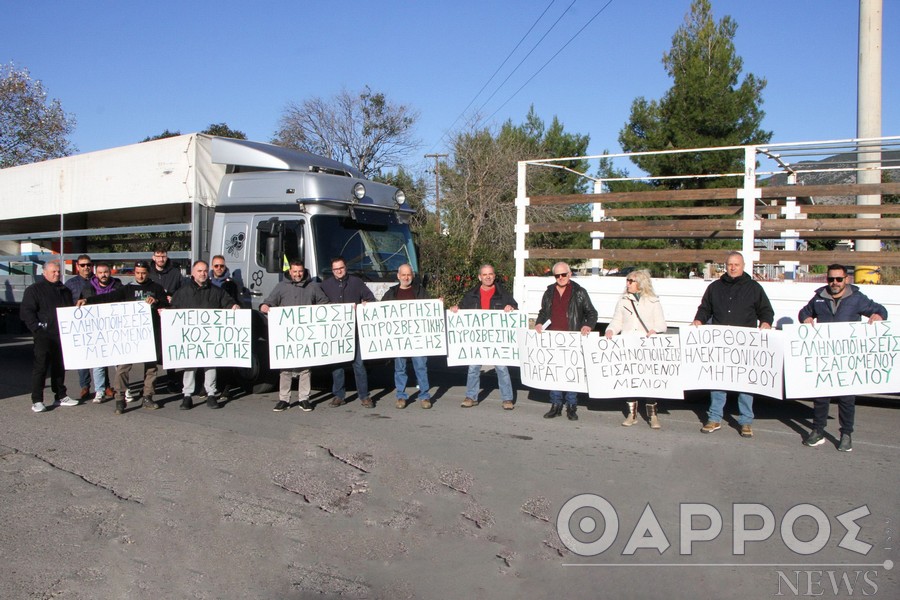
[618,0,771,187]
[0,63,76,168]
[202,122,246,139]
[273,86,420,177]
[141,129,181,142]
[374,167,429,231]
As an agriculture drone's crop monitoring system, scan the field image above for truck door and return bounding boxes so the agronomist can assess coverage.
[250,217,306,307]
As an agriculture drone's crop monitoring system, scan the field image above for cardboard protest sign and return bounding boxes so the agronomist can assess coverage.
[445,309,527,367]
[679,325,783,399]
[57,302,157,369]
[267,304,356,368]
[582,333,684,399]
[357,299,446,359]
[161,309,251,368]
[783,321,900,398]
[519,329,588,393]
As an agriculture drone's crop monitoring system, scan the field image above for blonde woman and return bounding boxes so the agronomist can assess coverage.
[604,270,667,428]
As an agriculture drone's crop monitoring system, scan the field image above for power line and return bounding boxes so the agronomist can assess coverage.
[427,0,559,153]
[481,0,615,126]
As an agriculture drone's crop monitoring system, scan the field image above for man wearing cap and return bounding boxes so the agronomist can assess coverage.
[79,260,169,413]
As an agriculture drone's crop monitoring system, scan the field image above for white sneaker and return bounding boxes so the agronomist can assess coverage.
[92,391,104,404]
[125,389,137,403]
[58,396,80,407]
[32,402,46,413]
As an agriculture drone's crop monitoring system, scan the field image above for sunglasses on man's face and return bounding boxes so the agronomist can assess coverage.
[78,263,92,267]
[554,272,569,279]
[827,276,845,283]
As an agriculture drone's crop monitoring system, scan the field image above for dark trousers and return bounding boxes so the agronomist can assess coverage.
[30,331,67,403]
[813,395,855,435]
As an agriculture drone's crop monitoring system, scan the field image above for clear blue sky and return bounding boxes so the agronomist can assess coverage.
[3,0,897,176]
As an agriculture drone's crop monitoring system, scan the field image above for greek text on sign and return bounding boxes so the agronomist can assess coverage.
[357,299,446,359]
[783,321,899,398]
[57,302,157,369]
[445,309,527,367]
[679,325,783,399]
[268,304,356,368]
[161,309,251,368]
[583,333,684,399]
[519,329,588,393]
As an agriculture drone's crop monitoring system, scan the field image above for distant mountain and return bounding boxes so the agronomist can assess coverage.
[759,150,899,205]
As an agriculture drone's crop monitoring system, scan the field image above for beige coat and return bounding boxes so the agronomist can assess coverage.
[607,293,667,335]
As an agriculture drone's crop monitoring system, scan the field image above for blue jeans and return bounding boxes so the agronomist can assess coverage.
[332,345,369,401]
[395,356,430,400]
[708,390,754,425]
[78,368,91,390]
[92,366,108,391]
[466,365,513,402]
[549,390,578,407]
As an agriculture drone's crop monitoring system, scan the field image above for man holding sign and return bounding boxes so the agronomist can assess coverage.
[534,262,598,421]
[169,260,241,410]
[382,264,434,409]
[798,264,887,452]
[451,264,518,410]
[260,261,329,413]
[692,252,773,438]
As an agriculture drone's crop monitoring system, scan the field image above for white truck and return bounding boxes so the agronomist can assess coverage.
[513,136,900,329]
[0,134,417,387]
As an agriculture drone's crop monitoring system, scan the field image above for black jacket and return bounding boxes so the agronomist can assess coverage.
[798,284,887,323]
[20,279,74,337]
[458,282,517,311]
[170,278,237,309]
[148,260,183,295]
[536,280,597,331]
[382,283,430,301]
[693,272,774,327]
[320,274,376,304]
[211,268,242,307]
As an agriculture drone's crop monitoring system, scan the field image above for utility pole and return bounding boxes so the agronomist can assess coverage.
[425,153,448,234]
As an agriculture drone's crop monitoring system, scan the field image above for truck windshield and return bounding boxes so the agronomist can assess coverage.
[312,214,417,280]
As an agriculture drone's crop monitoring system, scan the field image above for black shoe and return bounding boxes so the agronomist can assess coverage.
[141,397,160,410]
[543,404,563,419]
[273,400,289,412]
[180,395,192,410]
[838,433,852,452]
[566,405,579,421]
[803,430,825,447]
[299,400,313,412]
[206,395,221,409]
[114,400,126,415]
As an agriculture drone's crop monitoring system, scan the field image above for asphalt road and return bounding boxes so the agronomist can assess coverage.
[1,333,897,599]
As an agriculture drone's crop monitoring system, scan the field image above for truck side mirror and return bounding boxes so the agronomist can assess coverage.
[257,218,283,274]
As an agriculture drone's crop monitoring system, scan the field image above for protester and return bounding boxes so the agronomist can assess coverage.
[78,260,169,414]
[148,244,183,301]
[168,260,241,410]
[79,262,122,403]
[605,269,667,428]
[210,255,242,307]
[382,264,433,409]
[451,264,518,410]
[692,251,773,438]
[798,264,887,452]
[534,262,598,421]
[20,261,80,412]
[320,256,375,408]
[65,253,95,400]
[260,261,329,413]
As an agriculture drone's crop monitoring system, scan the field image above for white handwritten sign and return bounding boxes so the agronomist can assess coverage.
[357,299,446,359]
[161,309,251,368]
[519,330,588,393]
[582,333,684,399]
[783,321,900,398]
[267,304,356,368]
[679,325,783,399]
[57,302,157,369]
[445,309,527,367]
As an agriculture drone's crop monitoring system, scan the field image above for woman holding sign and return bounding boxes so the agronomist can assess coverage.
[605,270,667,429]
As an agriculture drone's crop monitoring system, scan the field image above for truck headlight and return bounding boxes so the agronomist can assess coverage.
[353,183,366,201]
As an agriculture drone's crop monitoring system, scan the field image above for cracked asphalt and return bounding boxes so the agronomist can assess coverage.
[1,333,898,599]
